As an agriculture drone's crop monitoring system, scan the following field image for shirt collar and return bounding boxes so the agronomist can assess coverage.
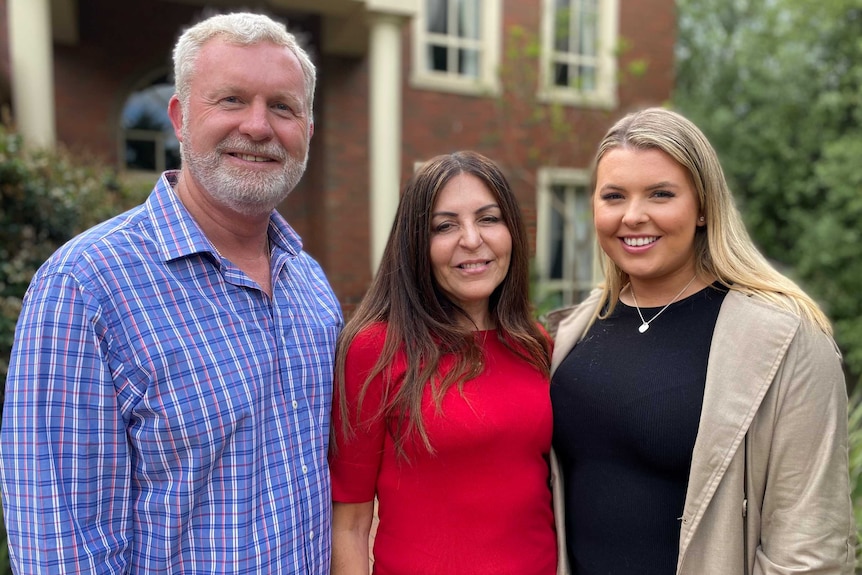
[146,170,304,263]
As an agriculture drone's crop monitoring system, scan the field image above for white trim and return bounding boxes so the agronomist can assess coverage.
[370,13,405,273]
[9,0,56,148]
[538,0,619,109]
[410,0,501,96]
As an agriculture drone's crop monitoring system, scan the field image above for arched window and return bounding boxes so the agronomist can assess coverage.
[121,72,180,172]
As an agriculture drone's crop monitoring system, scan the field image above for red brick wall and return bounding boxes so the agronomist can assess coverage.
[618,0,677,110]
[311,53,372,308]
[0,0,674,311]
[51,0,203,161]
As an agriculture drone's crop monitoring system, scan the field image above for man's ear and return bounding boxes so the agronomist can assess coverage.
[168,95,184,142]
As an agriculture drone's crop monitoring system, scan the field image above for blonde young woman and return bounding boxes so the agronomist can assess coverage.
[548,107,854,575]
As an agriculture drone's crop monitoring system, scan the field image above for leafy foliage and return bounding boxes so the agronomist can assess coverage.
[674,0,862,385]
[0,124,146,394]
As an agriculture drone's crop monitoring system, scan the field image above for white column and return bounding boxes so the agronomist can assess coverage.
[8,0,56,149]
[368,13,403,273]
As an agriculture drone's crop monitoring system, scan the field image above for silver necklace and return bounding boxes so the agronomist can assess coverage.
[629,275,697,334]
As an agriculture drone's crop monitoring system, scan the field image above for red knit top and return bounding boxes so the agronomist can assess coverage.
[330,323,556,575]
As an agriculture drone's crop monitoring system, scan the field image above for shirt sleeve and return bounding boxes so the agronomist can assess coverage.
[0,271,132,573]
[330,326,390,503]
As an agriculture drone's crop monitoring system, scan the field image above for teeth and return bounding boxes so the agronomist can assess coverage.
[236,154,269,162]
[624,237,657,247]
[460,262,487,269]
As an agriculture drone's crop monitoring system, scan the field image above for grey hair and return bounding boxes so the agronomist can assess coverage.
[172,12,316,117]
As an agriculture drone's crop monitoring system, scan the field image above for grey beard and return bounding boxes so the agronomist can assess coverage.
[180,131,307,217]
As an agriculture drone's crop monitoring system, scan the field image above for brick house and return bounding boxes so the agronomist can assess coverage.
[0,0,675,312]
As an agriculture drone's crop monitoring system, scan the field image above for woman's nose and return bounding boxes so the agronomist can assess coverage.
[459,223,484,249]
[622,200,648,226]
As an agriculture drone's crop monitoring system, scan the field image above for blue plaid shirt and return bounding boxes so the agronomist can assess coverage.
[0,171,343,574]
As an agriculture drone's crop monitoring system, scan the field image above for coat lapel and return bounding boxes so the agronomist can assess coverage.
[677,290,799,565]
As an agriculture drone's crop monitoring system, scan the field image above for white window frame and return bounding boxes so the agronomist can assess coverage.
[539,0,619,109]
[410,0,501,96]
[535,167,601,310]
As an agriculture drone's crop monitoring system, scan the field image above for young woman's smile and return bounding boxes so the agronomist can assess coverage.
[593,147,705,297]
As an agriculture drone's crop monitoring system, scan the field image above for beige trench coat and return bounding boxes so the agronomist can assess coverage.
[548,289,855,575]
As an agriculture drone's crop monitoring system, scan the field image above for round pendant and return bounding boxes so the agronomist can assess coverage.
[638,323,650,333]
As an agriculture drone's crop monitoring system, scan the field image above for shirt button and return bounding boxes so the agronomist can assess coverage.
[292,400,298,408]
[302,465,308,473]
[309,530,315,540]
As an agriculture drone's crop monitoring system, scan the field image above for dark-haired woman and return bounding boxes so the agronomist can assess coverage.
[330,151,557,575]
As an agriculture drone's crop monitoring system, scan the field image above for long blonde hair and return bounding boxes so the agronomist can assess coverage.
[590,107,832,335]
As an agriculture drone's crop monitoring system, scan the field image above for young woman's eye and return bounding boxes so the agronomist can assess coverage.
[653,190,675,199]
[599,192,624,201]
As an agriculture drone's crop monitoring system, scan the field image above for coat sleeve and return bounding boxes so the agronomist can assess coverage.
[754,321,856,574]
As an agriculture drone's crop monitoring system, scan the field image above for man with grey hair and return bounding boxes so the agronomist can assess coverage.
[0,12,342,574]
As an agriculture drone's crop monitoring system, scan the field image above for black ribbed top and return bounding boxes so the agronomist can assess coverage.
[551,285,727,574]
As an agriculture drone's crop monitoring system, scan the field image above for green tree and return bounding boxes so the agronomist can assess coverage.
[674,0,862,383]
[675,2,862,568]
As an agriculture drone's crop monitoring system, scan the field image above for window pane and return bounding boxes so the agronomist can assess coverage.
[125,140,157,171]
[579,65,596,91]
[458,0,480,39]
[122,80,179,172]
[427,0,448,33]
[428,44,449,72]
[579,5,598,56]
[554,62,569,87]
[573,186,593,286]
[553,4,571,52]
[458,48,480,76]
[122,83,173,130]
[549,186,566,280]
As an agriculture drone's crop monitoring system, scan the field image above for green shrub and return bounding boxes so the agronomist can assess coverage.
[0,125,146,388]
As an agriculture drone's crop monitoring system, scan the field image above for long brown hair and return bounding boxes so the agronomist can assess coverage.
[333,151,551,459]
